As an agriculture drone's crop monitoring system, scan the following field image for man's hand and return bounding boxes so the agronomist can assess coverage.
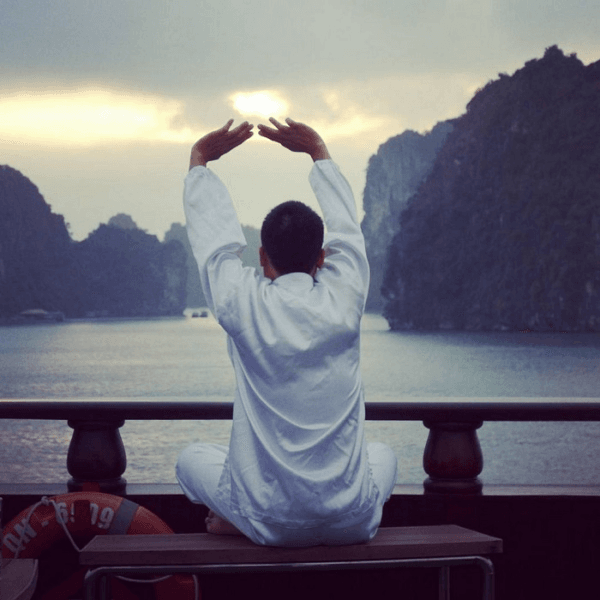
[257,118,331,162]
[190,120,254,169]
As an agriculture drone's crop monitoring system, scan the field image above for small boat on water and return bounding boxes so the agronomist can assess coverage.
[15,309,65,323]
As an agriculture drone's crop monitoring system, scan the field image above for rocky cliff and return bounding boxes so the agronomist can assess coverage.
[383,46,600,331]
[361,121,453,311]
[0,165,80,316]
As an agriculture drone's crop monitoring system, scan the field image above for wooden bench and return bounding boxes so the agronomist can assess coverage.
[80,524,502,600]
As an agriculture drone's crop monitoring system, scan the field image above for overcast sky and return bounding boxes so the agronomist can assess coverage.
[1,0,598,240]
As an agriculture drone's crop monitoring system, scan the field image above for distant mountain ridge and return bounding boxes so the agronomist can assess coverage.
[165,222,262,309]
[0,168,187,318]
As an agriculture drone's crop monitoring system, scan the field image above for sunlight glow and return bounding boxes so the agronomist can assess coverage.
[305,88,394,145]
[230,91,289,118]
[0,89,196,147]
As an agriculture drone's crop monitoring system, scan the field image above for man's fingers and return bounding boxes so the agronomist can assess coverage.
[230,120,252,132]
[222,122,253,146]
[191,120,254,164]
[257,118,317,154]
[219,119,234,132]
[257,124,280,140]
[256,124,274,135]
[232,129,254,146]
[216,119,251,139]
[257,123,275,133]
[231,122,254,140]
[268,117,289,131]
[224,123,254,149]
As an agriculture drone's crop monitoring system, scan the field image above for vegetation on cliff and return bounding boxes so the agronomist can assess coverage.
[76,221,187,317]
[383,46,600,331]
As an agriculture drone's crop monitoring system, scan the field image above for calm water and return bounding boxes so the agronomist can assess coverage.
[1,313,600,486]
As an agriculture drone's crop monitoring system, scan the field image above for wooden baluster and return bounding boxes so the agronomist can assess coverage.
[67,420,127,494]
[423,421,484,494]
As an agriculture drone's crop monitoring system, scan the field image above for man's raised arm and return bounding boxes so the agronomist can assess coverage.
[257,118,331,162]
[185,120,253,314]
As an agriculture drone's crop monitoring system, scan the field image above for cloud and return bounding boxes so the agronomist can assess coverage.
[0,88,197,147]
[8,0,596,97]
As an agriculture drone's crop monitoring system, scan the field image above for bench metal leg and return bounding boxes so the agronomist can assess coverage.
[477,556,495,600]
[83,569,105,600]
[439,565,450,600]
[437,556,495,600]
[99,574,110,600]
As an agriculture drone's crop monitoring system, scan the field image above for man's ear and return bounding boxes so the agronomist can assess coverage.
[260,247,279,280]
[309,249,325,277]
[316,249,325,268]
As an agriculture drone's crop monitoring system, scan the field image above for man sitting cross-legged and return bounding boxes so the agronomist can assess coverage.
[176,117,397,547]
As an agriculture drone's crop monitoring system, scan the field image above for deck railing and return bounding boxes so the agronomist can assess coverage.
[2,397,600,494]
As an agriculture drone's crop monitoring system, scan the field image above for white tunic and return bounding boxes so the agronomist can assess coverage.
[184,159,377,527]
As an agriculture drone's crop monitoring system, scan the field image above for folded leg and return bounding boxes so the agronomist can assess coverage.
[176,443,261,541]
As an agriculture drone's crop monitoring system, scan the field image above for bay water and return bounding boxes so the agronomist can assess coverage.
[1,312,599,486]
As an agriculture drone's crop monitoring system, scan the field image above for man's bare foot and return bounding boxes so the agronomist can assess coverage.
[205,510,244,536]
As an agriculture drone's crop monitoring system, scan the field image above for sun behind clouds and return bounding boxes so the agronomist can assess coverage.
[230,91,289,119]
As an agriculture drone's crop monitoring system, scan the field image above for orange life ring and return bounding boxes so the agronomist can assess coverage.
[2,492,197,600]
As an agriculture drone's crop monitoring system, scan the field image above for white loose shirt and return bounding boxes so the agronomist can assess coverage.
[184,159,377,527]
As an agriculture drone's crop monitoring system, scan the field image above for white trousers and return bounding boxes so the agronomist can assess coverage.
[176,441,397,547]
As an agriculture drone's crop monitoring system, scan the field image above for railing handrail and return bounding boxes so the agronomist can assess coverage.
[3,396,600,494]
[2,397,600,421]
